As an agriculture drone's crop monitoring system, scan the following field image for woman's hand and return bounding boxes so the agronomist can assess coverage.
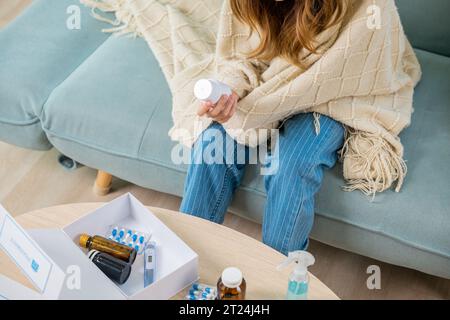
[197,92,239,124]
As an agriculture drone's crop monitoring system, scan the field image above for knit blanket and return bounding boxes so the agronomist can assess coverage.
[81,0,421,195]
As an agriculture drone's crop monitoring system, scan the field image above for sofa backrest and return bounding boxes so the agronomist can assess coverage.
[396,0,450,57]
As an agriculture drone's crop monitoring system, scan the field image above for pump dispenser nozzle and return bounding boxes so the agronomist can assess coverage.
[277,251,315,300]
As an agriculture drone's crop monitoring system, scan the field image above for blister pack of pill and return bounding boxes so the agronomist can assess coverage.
[106,226,152,255]
[185,283,217,300]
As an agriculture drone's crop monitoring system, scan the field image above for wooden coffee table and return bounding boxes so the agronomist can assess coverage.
[0,203,339,300]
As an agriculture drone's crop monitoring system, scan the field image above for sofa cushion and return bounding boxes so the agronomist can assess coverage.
[396,0,450,57]
[43,36,190,193]
[315,50,450,275]
[0,0,111,149]
[239,49,450,276]
[42,35,176,164]
[234,49,450,278]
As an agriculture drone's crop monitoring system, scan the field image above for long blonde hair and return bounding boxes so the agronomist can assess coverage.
[230,0,348,67]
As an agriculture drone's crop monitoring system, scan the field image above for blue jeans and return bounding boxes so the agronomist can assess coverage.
[180,113,344,255]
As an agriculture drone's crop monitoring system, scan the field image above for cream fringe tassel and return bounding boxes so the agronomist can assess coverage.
[80,0,141,36]
[313,113,322,135]
[340,127,407,197]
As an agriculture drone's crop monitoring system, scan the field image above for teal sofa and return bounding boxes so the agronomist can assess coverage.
[1,0,449,279]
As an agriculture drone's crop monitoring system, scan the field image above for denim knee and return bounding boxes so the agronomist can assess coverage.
[193,122,248,171]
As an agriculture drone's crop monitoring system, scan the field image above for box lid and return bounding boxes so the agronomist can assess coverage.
[0,205,66,299]
[28,229,125,300]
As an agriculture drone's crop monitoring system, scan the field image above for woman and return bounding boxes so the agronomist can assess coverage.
[180,0,349,255]
[83,0,419,255]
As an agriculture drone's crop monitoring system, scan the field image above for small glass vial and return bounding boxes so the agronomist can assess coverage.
[79,234,137,264]
[217,267,246,300]
[88,250,131,285]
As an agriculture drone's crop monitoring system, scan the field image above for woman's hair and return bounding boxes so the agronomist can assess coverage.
[230,0,349,67]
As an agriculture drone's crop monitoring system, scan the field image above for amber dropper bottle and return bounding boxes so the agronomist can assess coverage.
[79,234,137,264]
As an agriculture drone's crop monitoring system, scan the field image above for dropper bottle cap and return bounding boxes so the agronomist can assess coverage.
[79,234,91,248]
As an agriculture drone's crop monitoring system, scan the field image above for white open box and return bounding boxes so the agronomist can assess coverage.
[0,193,199,300]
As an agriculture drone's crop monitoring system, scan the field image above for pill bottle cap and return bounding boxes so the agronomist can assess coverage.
[194,79,213,101]
[221,267,243,288]
[79,234,91,248]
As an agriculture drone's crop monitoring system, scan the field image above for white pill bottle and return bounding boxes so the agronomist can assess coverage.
[194,79,232,104]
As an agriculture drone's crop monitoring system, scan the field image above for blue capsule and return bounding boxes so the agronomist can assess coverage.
[111,228,118,237]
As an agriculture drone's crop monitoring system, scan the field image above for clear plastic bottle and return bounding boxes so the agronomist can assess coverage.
[277,251,315,300]
[79,234,137,264]
[217,267,246,300]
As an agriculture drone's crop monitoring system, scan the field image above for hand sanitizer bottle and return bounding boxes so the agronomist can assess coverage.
[277,251,315,300]
[194,79,232,104]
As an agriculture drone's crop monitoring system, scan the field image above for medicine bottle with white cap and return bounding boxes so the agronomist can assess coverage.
[217,267,246,300]
[194,79,232,104]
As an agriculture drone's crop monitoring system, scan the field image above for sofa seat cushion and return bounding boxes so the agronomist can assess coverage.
[42,35,182,171]
[396,0,450,57]
[245,49,450,276]
[0,0,111,149]
[235,49,450,277]
[43,33,450,277]
[313,49,450,264]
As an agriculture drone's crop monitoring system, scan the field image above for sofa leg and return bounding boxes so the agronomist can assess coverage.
[94,170,113,196]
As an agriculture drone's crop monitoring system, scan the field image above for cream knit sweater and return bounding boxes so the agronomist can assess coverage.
[81,0,422,195]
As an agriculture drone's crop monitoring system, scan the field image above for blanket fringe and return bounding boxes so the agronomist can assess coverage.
[81,0,140,36]
[340,128,407,197]
[313,113,321,135]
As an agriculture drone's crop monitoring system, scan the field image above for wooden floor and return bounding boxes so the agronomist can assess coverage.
[0,0,31,28]
[0,1,449,300]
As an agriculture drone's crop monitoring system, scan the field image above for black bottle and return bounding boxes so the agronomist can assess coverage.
[88,250,132,285]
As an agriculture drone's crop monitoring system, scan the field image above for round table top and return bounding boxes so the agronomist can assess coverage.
[2,203,339,300]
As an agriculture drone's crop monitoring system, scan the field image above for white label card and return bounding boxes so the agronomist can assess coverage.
[0,208,53,293]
